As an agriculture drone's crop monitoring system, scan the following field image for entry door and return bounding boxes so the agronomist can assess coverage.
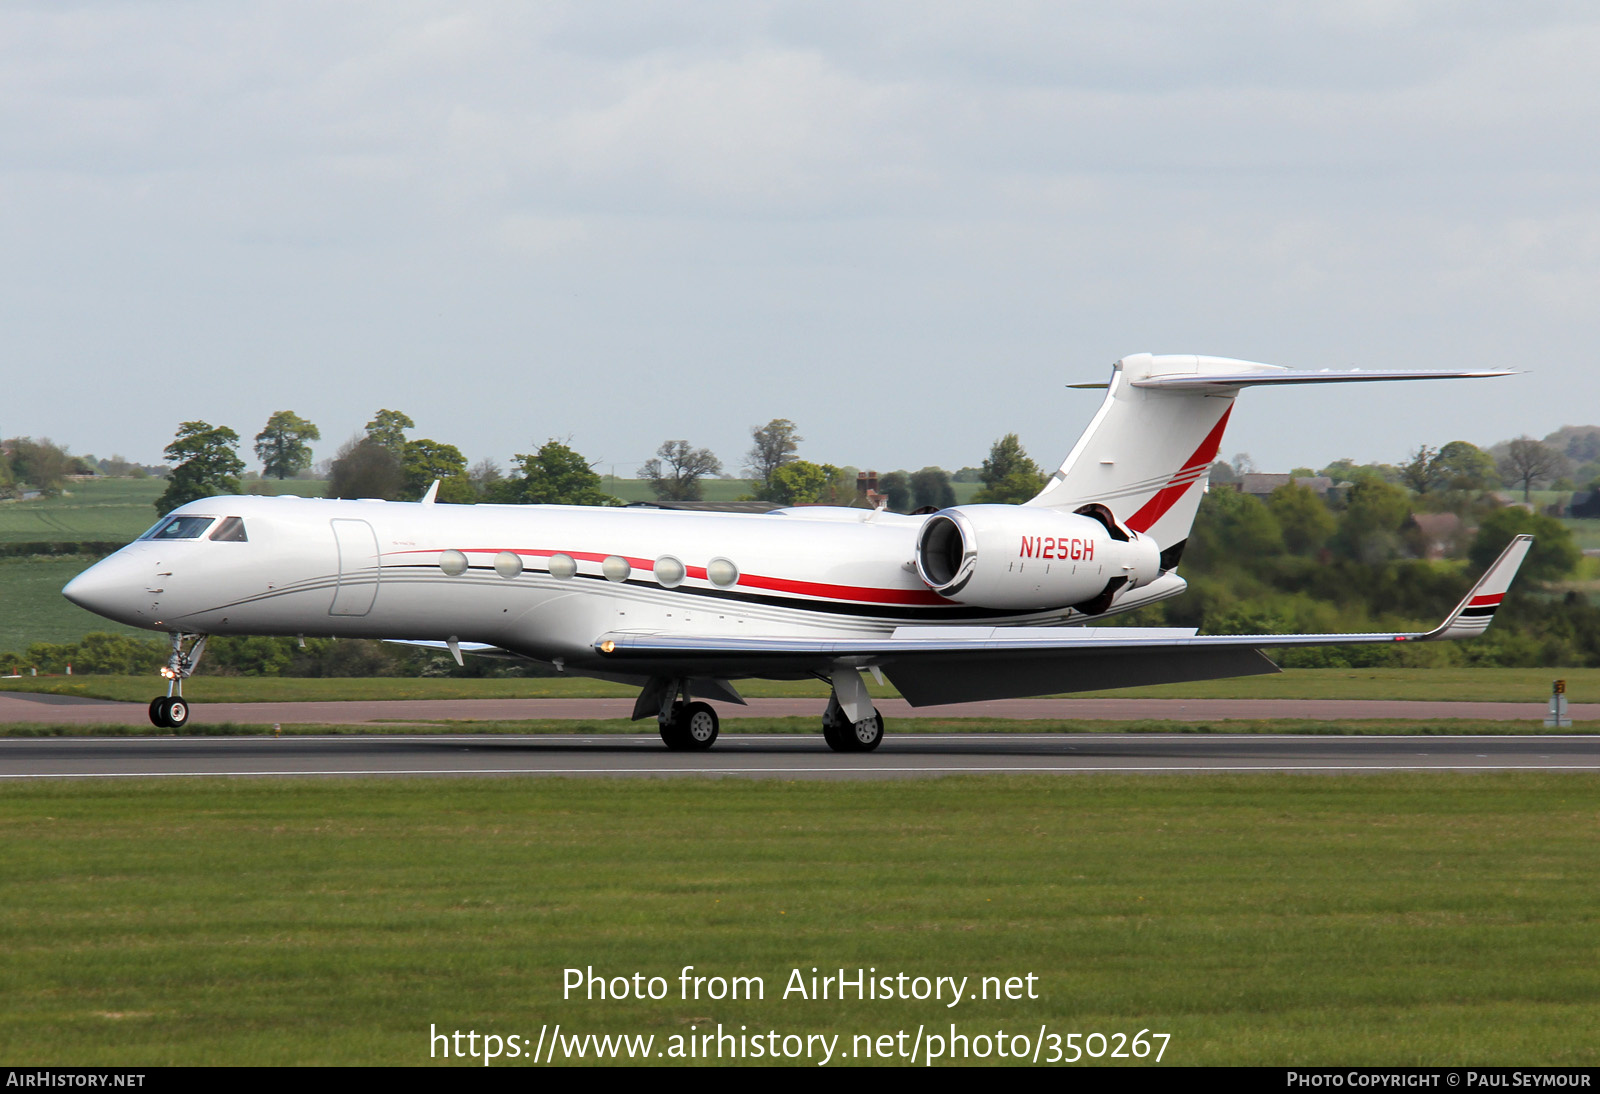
[330,519,381,617]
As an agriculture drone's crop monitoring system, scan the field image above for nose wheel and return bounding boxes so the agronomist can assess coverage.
[149,696,190,729]
[148,633,207,730]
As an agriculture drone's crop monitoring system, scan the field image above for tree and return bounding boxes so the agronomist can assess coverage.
[877,470,912,513]
[327,437,404,500]
[4,437,74,497]
[364,409,415,455]
[641,440,723,501]
[1268,481,1336,555]
[745,419,802,488]
[1400,445,1438,494]
[469,458,503,497]
[156,421,245,515]
[762,460,834,506]
[1497,436,1568,502]
[974,434,1046,504]
[254,411,321,480]
[1193,487,1284,559]
[1329,477,1411,563]
[494,440,618,506]
[909,466,956,511]
[402,438,473,502]
[1429,441,1498,493]
[1470,507,1579,584]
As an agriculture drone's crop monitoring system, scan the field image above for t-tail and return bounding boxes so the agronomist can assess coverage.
[1026,354,1514,567]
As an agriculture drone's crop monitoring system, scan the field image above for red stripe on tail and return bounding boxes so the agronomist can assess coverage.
[1125,405,1234,534]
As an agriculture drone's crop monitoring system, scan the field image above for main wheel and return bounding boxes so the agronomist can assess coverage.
[823,711,882,752]
[679,701,719,751]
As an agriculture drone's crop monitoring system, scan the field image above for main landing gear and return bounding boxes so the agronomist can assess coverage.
[821,693,884,752]
[149,633,207,730]
[659,698,720,751]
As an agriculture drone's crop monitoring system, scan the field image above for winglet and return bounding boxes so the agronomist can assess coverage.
[1419,534,1533,640]
[420,480,440,505]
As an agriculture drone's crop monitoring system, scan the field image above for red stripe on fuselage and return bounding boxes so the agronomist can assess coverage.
[385,547,947,606]
[1125,405,1234,534]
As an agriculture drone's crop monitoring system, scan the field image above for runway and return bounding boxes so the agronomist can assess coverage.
[3,732,1598,780]
[0,691,1592,726]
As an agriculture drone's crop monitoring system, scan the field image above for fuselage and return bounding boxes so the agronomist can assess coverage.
[62,495,1187,678]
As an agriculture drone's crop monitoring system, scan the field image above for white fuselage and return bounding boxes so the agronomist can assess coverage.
[63,495,1187,680]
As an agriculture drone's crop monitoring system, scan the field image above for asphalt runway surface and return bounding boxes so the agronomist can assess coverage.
[1,691,1594,726]
[3,731,1598,781]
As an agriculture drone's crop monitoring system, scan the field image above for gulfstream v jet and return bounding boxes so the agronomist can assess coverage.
[63,354,1530,750]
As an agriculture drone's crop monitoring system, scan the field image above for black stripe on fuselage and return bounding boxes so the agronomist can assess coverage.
[388,563,1070,622]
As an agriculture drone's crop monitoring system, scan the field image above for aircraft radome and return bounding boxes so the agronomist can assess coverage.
[63,354,1532,751]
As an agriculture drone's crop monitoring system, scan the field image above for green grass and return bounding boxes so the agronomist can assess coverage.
[0,557,150,650]
[0,774,1595,1065]
[0,478,166,543]
[0,717,1585,738]
[3,668,1595,705]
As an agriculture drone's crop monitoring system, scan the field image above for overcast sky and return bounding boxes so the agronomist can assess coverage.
[4,2,1597,479]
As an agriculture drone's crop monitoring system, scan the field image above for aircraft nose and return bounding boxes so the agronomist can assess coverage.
[62,554,146,625]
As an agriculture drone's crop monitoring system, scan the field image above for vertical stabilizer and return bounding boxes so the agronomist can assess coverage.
[1026,354,1258,551]
[1027,354,1514,556]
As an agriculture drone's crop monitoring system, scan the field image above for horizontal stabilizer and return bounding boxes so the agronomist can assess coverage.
[1131,367,1516,391]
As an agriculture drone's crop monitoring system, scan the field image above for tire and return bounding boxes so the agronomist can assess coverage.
[149,697,169,729]
[822,720,850,752]
[680,701,719,751]
[659,712,689,750]
[166,698,189,729]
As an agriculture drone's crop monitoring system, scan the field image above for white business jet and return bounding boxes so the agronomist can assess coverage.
[63,354,1531,749]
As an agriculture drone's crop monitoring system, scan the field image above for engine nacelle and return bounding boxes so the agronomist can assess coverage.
[914,504,1162,612]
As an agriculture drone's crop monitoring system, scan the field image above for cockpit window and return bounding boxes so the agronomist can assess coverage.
[210,517,248,542]
[142,516,216,541]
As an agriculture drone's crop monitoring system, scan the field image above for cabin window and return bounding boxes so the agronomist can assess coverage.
[210,517,248,542]
[143,516,216,541]
[653,556,686,588]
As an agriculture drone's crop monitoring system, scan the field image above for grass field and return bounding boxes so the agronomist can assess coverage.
[3,667,1594,705]
[0,558,150,649]
[1,774,1595,1066]
[0,478,166,543]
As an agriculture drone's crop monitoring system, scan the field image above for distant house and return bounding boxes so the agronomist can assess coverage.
[1236,474,1333,501]
[1570,490,1600,519]
[1403,511,1464,559]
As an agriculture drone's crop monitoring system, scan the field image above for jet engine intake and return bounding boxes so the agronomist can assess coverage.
[914,504,1160,612]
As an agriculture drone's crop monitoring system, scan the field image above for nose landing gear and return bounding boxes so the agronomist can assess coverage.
[149,633,207,729]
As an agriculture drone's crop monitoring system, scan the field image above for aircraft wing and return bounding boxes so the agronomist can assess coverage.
[593,535,1533,706]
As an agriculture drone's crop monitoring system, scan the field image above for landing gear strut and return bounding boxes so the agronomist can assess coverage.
[149,633,207,730]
